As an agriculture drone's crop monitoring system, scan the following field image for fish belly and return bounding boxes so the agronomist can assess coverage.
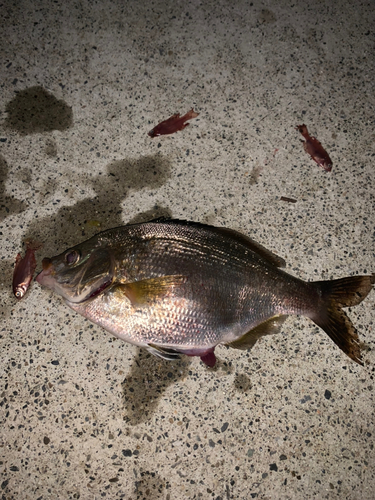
[67,265,311,351]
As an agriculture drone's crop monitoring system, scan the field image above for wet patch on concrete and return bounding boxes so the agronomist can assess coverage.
[4,86,73,135]
[233,372,252,393]
[134,470,170,499]
[45,138,58,157]
[259,8,276,24]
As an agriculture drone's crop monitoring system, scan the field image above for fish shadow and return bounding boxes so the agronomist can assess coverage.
[0,155,27,222]
[24,154,173,256]
[121,348,191,425]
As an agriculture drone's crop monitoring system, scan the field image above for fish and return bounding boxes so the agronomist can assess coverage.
[296,124,333,172]
[35,219,374,367]
[13,239,43,299]
[148,109,199,137]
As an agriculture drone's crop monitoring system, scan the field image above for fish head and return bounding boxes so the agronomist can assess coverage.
[148,128,158,138]
[35,238,115,303]
[320,159,333,172]
[13,283,28,300]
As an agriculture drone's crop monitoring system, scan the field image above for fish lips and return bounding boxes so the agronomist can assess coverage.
[35,257,59,292]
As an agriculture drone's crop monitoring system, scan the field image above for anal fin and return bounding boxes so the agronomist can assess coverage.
[225,315,288,351]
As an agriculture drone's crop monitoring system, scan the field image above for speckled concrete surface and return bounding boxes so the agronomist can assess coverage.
[1,0,374,499]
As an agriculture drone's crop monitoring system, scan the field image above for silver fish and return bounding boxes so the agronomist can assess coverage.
[36,219,374,367]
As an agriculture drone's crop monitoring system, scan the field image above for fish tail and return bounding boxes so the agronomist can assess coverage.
[310,274,374,365]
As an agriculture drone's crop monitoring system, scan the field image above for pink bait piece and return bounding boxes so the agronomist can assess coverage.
[148,108,199,137]
[296,124,332,172]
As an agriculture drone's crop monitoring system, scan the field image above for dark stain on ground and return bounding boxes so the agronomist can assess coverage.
[4,86,73,135]
[259,8,276,24]
[25,154,172,253]
[233,373,252,393]
[122,348,190,425]
[0,155,27,221]
[134,470,169,499]
[45,138,58,157]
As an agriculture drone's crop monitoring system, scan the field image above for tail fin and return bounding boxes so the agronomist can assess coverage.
[310,275,374,365]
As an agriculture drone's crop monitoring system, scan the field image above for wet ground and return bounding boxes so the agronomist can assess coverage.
[1,0,374,499]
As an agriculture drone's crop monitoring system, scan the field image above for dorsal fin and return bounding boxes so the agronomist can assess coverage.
[147,219,286,268]
[212,227,286,268]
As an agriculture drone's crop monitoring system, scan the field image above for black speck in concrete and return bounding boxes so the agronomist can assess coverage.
[270,463,278,471]
[1,479,9,490]
[324,389,332,400]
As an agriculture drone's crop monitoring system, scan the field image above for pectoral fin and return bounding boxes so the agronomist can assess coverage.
[116,275,186,306]
[226,315,288,350]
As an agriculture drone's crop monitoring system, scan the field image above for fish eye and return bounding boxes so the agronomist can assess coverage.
[65,250,80,265]
[15,289,23,298]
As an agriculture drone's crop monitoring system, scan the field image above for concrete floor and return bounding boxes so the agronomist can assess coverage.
[1,0,374,498]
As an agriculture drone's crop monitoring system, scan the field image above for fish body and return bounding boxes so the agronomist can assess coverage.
[13,240,42,299]
[148,109,199,137]
[296,124,333,172]
[36,219,373,367]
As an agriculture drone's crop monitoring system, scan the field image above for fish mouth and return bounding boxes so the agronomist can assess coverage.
[35,258,55,286]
